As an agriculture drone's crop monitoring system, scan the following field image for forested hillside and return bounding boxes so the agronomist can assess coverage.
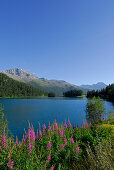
[87,84,114,102]
[3,68,88,96]
[0,73,47,98]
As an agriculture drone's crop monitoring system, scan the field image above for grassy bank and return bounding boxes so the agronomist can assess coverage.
[0,107,113,170]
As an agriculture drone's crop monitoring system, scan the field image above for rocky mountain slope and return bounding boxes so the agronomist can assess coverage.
[2,68,88,96]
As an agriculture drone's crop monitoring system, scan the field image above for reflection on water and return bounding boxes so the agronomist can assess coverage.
[0,97,113,140]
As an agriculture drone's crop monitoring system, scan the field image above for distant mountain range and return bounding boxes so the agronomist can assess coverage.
[1,68,107,96]
[80,82,107,91]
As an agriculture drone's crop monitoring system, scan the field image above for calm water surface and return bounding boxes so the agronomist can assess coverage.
[0,97,113,140]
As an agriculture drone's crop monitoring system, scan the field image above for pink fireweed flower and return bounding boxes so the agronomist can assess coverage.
[22,138,26,143]
[27,129,35,142]
[47,153,51,163]
[60,144,65,150]
[16,137,19,146]
[43,124,46,135]
[70,137,74,144]
[59,129,64,137]
[48,125,51,131]
[39,130,42,137]
[28,142,32,154]
[76,146,80,153]
[1,134,6,148]
[89,122,92,127]
[8,160,15,169]
[27,129,35,155]
[47,141,52,150]
[68,121,72,128]
[64,138,67,145]
[50,166,54,170]
[64,122,67,128]
[31,130,35,142]
[86,122,88,129]
[54,122,58,131]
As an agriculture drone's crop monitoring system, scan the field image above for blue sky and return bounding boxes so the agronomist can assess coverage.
[0,0,114,85]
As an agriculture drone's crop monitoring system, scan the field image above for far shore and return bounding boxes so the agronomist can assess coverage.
[0,95,86,99]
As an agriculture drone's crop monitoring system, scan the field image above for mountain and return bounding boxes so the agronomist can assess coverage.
[2,68,88,96]
[0,73,47,98]
[80,82,107,91]
[3,68,38,81]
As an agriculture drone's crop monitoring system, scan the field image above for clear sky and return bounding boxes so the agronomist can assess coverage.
[0,0,114,85]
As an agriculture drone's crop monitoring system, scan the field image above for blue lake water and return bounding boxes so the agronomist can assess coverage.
[0,97,114,141]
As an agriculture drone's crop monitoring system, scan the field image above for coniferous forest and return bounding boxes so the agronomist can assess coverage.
[0,73,47,98]
[63,89,83,97]
[87,84,114,103]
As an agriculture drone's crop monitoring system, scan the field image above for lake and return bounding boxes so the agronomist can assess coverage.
[0,97,114,141]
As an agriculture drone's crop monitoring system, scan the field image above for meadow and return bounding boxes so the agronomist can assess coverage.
[0,104,113,170]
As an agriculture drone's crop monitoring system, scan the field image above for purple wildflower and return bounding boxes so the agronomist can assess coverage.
[59,129,64,137]
[70,137,74,144]
[86,122,88,128]
[27,129,35,156]
[1,134,6,148]
[60,144,65,150]
[54,122,58,131]
[64,122,67,128]
[28,142,32,154]
[8,160,15,169]
[22,138,26,143]
[68,121,72,128]
[76,146,79,153]
[89,122,92,127]
[47,141,52,150]
[39,130,42,137]
[64,138,67,145]
[27,129,35,142]
[50,166,54,170]
[47,153,51,163]
[48,125,51,131]
[43,124,46,135]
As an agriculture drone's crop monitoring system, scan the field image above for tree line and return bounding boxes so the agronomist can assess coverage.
[0,73,47,98]
[87,84,114,103]
[63,89,83,97]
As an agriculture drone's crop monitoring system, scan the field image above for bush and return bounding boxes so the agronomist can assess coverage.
[86,97,106,123]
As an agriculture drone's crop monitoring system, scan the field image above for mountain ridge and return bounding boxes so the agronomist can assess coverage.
[80,82,107,90]
[2,68,88,96]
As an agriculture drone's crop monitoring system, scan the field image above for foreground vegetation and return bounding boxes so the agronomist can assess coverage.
[87,83,114,103]
[0,104,113,169]
[0,73,47,98]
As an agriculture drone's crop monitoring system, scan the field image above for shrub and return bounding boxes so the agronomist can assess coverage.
[86,96,106,123]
